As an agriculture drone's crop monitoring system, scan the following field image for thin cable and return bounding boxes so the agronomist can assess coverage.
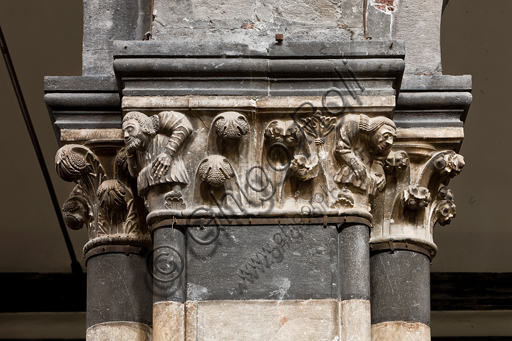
[0,25,83,274]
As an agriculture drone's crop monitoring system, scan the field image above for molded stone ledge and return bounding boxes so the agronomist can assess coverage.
[114,57,405,97]
[43,76,122,139]
[44,76,119,93]
[122,95,396,115]
[400,75,472,92]
[60,129,123,143]
[396,75,472,127]
[113,40,405,59]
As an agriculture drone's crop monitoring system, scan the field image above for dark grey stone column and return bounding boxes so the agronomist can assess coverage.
[338,223,371,340]
[86,249,153,339]
[151,226,187,303]
[339,223,371,301]
[370,249,431,339]
[151,225,187,340]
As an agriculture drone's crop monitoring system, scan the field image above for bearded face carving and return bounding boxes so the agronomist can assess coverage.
[122,111,193,201]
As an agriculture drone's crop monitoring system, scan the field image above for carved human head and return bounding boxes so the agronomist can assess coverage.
[371,124,396,153]
[122,111,156,151]
[264,120,301,149]
[359,115,397,153]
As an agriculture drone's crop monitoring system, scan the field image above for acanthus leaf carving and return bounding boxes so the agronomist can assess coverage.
[56,144,149,254]
[373,146,465,255]
[197,155,235,188]
[62,194,90,231]
[97,179,129,230]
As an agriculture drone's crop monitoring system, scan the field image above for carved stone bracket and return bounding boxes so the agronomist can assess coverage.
[56,144,150,255]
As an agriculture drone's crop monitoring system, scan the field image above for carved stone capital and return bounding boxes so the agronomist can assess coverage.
[371,133,465,256]
[114,101,407,227]
[56,144,150,255]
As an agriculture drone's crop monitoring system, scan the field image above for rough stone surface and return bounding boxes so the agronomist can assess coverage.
[86,321,152,341]
[366,0,443,74]
[83,0,151,75]
[153,301,184,341]
[152,0,364,46]
[370,250,430,326]
[340,299,371,341]
[371,321,430,341]
[186,299,339,340]
[339,224,370,301]
[365,0,394,41]
[185,302,198,340]
[392,0,443,74]
[86,253,152,328]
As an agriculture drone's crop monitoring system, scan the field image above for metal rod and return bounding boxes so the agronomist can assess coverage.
[0,26,83,273]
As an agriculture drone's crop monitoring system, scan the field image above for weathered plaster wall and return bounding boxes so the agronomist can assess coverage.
[82,0,151,75]
[152,0,364,46]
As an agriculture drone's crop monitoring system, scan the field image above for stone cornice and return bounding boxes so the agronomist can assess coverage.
[113,40,405,97]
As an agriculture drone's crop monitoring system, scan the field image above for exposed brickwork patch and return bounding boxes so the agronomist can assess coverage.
[372,0,397,13]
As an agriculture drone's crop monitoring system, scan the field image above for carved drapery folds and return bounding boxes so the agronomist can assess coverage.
[56,144,150,255]
[122,111,193,213]
[332,114,396,211]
